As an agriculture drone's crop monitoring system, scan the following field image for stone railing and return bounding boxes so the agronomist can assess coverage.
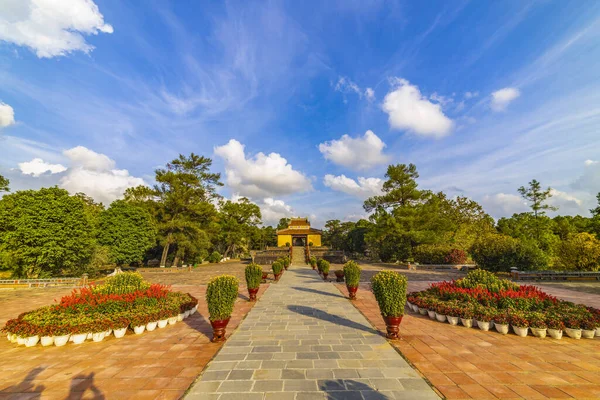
[0,274,89,289]
[511,269,600,281]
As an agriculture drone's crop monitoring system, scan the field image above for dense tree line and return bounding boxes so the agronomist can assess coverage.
[322,164,600,272]
[0,157,276,278]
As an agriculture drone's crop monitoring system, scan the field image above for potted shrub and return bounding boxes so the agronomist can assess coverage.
[245,263,262,301]
[206,275,239,342]
[113,316,130,337]
[53,325,71,347]
[546,314,564,339]
[343,261,361,300]
[445,302,461,326]
[167,307,178,325]
[475,307,492,331]
[371,271,408,339]
[416,298,429,316]
[564,316,582,339]
[70,322,91,345]
[435,303,447,323]
[581,319,596,339]
[493,312,510,334]
[146,312,159,332]
[130,314,148,335]
[282,257,290,270]
[310,256,317,270]
[261,271,269,283]
[528,312,547,338]
[320,260,330,281]
[272,261,284,281]
[39,324,54,347]
[460,305,474,328]
[92,320,110,342]
[334,270,345,282]
[510,312,529,337]
[427,300,438,320]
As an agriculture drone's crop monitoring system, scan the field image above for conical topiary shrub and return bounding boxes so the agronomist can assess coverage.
[206,275,239,342]
[371,271,407,339]
[343,261,361,300]
[245,263,263,301]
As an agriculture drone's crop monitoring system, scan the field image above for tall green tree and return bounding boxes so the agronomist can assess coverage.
[364,163,422,212]
[97,200,157,265]
[0,174,9,192]
[591,193,600,217]
[217,197,261,258]
[277,217,291,230]
[517,179,558,242]
[0,187,96,277]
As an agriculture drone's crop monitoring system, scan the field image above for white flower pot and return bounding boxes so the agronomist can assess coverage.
[595,327,600,337]
[476,320,490,331]
[582,329,595,339]
[86,333,93,340]
[460,318,473,328]
[133,325,145,335]
[548,329,562,339]
[565,328,582,339]
[192,306,198,314]
[427,310,436,320]
[146,321,158,332]
[435,313,447,323]
[25,336,39,347]
[184,310,191,318]
[447,316,459,326]
[113,327,127,338]
[495,323,509,334]
[6,333,11,342]
[512,326,529,337]
[10,334,17,343]
[72,333,87,344]
[54,334,70,347]
[41,336,54,347]
[158,319,168,328]
[92,332,105,342]
[168,317,177,325]
[177,313,184,322]
[531,327,547,338]
[17,337,26,345]
[105,329,112,337]
[418,308,428,316]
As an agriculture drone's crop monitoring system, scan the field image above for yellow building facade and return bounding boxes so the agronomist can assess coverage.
[276,218,322,247]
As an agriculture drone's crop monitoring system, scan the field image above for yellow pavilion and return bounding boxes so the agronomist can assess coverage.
[276,218,322,247]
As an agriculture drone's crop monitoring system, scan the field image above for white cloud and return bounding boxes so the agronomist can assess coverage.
[318,130,390,171]
[382,78,453,138]
[18,158,66,177]
[429,92,453,106]
[481,193,528,218]
[335,76,362,96]
[548,189,584,214]
[490,87,521,111]
[0,102,15,127]
[323,174,383,199]
[259,197,295,226]
[0,0,113,58]
[584,159,598,166]
[464,91,479,99]
[572,160,600,195]
[364,88,375,102]
[59,146,145,204]
[214,139,312,198]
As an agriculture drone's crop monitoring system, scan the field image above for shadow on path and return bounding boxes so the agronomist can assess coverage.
[319,379,390,399]
[291,286,345,299]
[0,367,45,398]
[68,372,105,399]
[287,305,380,335]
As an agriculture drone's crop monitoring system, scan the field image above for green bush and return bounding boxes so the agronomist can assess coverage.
[208,251,222,264]
[206,275,239,321]
[310,256,317,267]
[281,257,290,268]
[97,272,150,295]
[320,260,330,274]
[413,244,453,264]
[371,271,408,317]
[343,261,361,287]
[455,269,518,292]
[245,263,263,289]
[272,261,283,275]
[470,234,548,272]
[555,233,600,271]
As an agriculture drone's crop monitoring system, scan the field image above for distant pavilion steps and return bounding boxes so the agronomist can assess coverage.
[291,246,305,264]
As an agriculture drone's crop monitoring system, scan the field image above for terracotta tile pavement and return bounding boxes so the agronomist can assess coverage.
[336,282,600,400]
[0,283,268,400]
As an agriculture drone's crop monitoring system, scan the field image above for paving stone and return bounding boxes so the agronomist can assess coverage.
[253,369,282,380]
[252,380,284,392]
[227,370,254,380]
[281,369,305,379]
[283,379,318,391]
[217,380,254,392]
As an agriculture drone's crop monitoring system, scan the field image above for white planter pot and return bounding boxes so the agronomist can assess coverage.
[146,321,158,332]
[105,329,112,337]
[113,327,127,338]
[460,318,473,328]
[476,320,490,331]
[596,327,600,337]
[418,308,428,316]
[54,334,70,347]
[17,337,26,345]
[86,333,93,340]
[512,326,529,337]
[158,319,168,329]
[25,336,39,347]
[72,333,87,344]
[427,310,436,320]
[168,317,177,325]
[447,316,459,326]
[6,333,10,342]
[582,329,596,339]
[565,328,582,339]
[41,336,54,347]
[192,306,198,314]
[92,332,105,342]
[531,327,547,338]
[495,323,509,334]
[10,334,18,343]
[177,313,184,322]
[133,325,145,335]
[435,313,447,323]
[548,328,563,339]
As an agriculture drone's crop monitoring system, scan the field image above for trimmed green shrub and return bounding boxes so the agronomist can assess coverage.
[413,244,453,264]
[245,263,263,289]
[371,271,408,317]
[310,256,317,266]
[320,260,330,274]
[343,261,361,287]
[206,275,239,321]
[455,269,518,292]
[281,257,290,268]
[272,261,283,275]
[208,251,222,264]
[470,234,548,272]
[97,272,150,295]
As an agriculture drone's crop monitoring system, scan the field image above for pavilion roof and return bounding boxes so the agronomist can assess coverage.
[276,227,322,235]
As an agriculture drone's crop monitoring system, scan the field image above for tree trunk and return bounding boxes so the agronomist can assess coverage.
[160,235,172,267]
[223,244,234,259]
[172,255,180,268]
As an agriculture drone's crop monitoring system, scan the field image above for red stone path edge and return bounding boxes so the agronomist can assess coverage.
[0,284,268,400]
[336,282,600,400]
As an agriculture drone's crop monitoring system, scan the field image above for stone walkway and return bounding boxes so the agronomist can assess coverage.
[186,264,439,400]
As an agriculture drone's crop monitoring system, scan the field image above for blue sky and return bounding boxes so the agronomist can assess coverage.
[1,0,599,227]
